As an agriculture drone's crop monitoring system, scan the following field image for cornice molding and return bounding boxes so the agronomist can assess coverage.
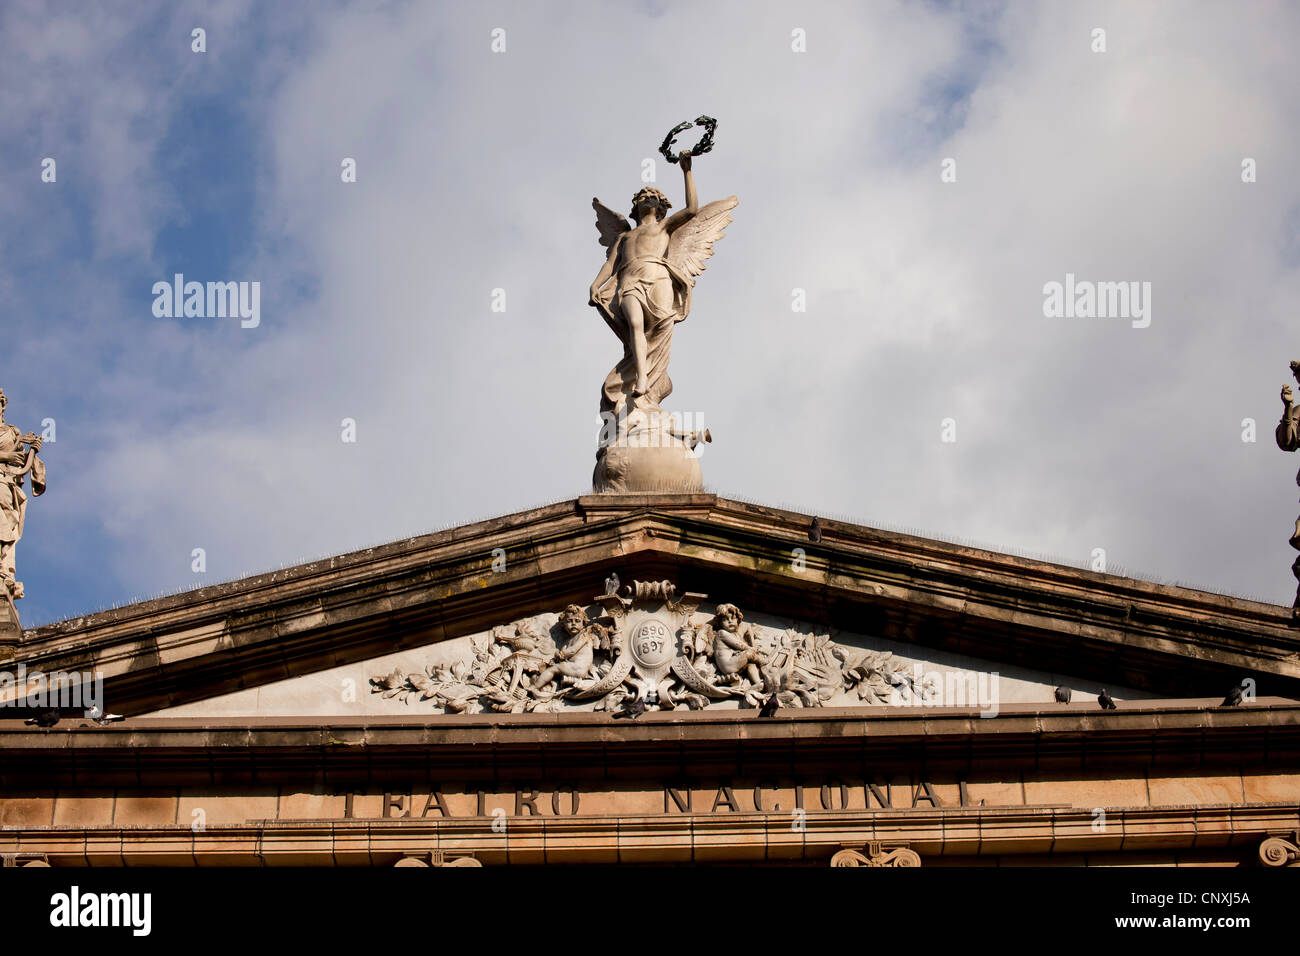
[8,495,1298,712]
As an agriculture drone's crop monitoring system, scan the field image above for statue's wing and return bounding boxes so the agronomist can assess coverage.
[693,622,717,656]
[666,196,738,285]
[592,198,631,249]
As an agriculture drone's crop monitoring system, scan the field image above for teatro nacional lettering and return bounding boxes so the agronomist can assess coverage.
[325,778,991,821]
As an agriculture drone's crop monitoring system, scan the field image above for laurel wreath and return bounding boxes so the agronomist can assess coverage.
[658,115,717,164]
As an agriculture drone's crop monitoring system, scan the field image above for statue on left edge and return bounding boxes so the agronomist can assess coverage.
[0,387,46,603]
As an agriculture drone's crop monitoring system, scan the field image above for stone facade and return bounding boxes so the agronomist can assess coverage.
[2,495,1298,866]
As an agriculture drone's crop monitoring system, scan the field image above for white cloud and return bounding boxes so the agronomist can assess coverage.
[6,0,1300,616]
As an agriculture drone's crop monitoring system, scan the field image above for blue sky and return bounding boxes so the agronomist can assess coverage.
[2,0,1299,626]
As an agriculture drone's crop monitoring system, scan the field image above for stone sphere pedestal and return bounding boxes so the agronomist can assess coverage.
[592,405,708,494]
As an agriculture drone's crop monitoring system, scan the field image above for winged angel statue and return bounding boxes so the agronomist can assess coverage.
[588,153,737,417]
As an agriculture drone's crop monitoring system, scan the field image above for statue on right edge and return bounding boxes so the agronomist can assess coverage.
[1275,361,1300,618]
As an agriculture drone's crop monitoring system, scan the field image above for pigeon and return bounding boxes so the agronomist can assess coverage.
[24,710,59,727]
[1097,689,1117,710]
[1054,686,1071,704]
[85,707,125,725]
[1220,680,1248,708]
[603,572,620,597]
[758,693,780,718]
[809,517,823,543]
[612,694,646,720]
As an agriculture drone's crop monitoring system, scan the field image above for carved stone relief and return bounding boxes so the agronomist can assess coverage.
[1258,831,1300,867]
[830,843,923,867]
[370,578,935,715]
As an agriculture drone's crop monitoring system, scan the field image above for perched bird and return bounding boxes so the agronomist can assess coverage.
[85,706,125,725]
[1220,680,1249,708]
[24,710,59,727]
[603,572,620,597]
[1054,686,1071,704]
[612,693,646,720]
[1097,689,1117,711]
[809,517,823,543]
[758,693,780,718]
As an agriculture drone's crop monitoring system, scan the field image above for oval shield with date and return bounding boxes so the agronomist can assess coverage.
[629,618,676,670]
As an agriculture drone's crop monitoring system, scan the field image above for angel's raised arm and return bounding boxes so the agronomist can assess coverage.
[664,155,699,234]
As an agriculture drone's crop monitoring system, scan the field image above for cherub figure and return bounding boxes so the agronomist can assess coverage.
[589,156,737,414]
[708,603,765,686]
[533,605,601,690]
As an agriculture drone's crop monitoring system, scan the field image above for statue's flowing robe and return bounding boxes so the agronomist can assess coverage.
[1279,406,1300,484]
[0,425,44,565]
[600,254,694,413]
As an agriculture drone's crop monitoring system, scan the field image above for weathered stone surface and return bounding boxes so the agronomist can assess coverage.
[1241,770,1300,802]
[51,790,115,827]
[11,496,1300,719]
[4,486,1300,867]
[112,791,178,826]
[0,793,53,826]
[1146,774,1246,806]
[0,593,18,650]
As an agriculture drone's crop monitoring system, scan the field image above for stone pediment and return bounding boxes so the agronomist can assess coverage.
[7,494,1300,717]
[148,579,1154,718]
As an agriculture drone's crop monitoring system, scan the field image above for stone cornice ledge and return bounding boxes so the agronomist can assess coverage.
[8,496,1298,709]
[1,702,1299,777]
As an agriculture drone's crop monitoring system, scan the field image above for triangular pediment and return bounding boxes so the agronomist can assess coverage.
[146,598,1156,718]
[9,494,1300,718]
